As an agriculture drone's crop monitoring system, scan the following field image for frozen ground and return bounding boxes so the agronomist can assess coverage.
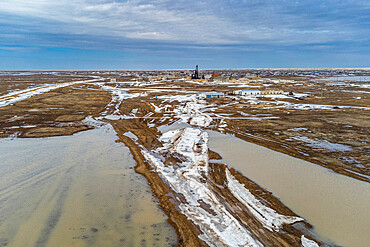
[137,125,318,247]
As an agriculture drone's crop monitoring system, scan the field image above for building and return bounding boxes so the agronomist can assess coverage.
[237,89,284,96]
[238,90,261,96]
[191,65,200,79]
[261,89,284,95]
[203,92,225,99]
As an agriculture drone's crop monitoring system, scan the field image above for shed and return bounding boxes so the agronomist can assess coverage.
[203,92,225,99]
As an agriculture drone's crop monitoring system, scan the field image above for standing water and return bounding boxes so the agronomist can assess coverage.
[207,130,370,247]
[0,126,177,247]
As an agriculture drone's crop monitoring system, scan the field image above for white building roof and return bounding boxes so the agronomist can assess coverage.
[240,89,261,92]
[204,92,224,95]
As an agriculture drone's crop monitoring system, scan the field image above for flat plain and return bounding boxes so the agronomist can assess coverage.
[0,69,369,247]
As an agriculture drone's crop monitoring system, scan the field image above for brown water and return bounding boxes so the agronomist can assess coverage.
[0,126,177,247]
[207,130,370,247]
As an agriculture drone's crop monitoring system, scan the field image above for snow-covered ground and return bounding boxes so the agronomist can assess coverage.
[158,94,214,128]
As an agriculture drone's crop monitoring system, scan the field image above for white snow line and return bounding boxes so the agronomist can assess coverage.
[0,79,99,108]
[226,169,303,231]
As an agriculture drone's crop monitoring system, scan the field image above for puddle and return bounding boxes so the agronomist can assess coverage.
[157,120,190,133]
[317,76,370,82]
[207,130,370,247]
[0,126,177,247]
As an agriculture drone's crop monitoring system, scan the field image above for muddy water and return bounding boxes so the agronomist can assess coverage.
[207,130,370,247]
[0,126,177,247]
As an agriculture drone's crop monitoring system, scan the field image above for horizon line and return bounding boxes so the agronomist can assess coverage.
[1,67,370,72]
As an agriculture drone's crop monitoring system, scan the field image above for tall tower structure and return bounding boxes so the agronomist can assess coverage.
[192,65,200,79]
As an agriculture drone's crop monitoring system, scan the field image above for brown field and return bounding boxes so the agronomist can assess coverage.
[0,71,369,246]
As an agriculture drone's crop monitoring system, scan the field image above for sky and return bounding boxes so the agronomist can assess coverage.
[0,0,369,70]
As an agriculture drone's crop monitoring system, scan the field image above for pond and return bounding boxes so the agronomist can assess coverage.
[207,130,370,247]
[0,125,177,247]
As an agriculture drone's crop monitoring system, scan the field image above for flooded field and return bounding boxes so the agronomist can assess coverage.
[0,126,177,247]
[207,130,370,247]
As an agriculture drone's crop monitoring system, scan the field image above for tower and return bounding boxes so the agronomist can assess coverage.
[192,65,200,79]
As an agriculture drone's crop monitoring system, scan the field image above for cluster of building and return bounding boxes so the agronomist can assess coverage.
[234,89,284,96]
[202,89,285,99]
[88,67,369,83]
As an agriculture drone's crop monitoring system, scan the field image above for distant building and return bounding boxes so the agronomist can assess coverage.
[203,92,225,99]
[237,89,284,96]
[191,65,204,79]
[261,89,284,95]
[238,90,261,96]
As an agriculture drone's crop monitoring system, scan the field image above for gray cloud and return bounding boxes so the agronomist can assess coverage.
[0,0,369,50]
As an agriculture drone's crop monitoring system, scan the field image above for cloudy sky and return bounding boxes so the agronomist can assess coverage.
[0,0,369,69]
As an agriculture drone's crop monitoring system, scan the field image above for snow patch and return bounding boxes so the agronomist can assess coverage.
[150,103,163,113]
[123,131,138,141]
[301,235,319,247]
[156,94,196,103]
[100,84,145,115]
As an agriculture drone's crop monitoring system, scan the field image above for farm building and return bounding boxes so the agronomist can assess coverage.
[203,92,225,99]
